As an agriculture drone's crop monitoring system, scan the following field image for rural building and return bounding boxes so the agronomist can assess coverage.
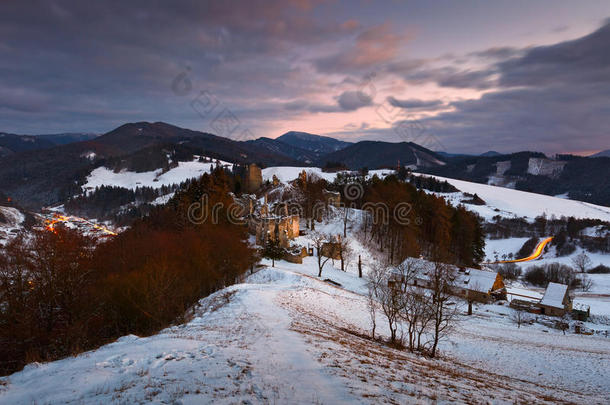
[453,268,506,302]
[321,234,342,260]
[404,264,506,303]
[538,282,571,317]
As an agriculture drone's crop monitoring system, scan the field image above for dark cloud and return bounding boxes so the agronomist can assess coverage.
[387,96,445,110]
[398,66,498,89]
[469,46,523,60]
[282,89,372,114]
[337,90,372,111]
[0,0,357,133]
[497,21,610,87]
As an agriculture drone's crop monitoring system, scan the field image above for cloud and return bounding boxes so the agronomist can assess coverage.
[387,96,445,110]
[282,89,372,114]
[469,46,522,60]
[337,90,372,111]
[497,21,610,88]
[359,20,610,154]
[314,22,410,73]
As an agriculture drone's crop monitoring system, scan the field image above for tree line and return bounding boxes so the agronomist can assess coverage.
[0,168,257,375]
[335,175,485,267]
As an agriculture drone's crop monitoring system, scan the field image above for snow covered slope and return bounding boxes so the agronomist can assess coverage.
[82,158,233,192]
[0,206,24,245]
[418,173,610,222]
[262,166,390,184]
[1,261,608,404]
[262,166,610,222]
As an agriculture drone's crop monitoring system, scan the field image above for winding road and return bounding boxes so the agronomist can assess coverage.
[486,236,554,264]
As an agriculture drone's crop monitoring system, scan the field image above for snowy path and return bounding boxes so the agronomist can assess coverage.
[1,264,608,404]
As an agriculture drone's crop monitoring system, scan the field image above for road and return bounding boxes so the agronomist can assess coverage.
[486,236,554,264]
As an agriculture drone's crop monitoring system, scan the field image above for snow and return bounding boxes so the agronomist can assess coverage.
[3,258,609,403]
[261,166,391,184]
[82,158,233,192]
[460,268,499,293]
[0,206,24,245]
[540,282,568,308]
[484,237,531,262]
[3,168,610,402]
[150,192,175,206]
[417,173,610,221]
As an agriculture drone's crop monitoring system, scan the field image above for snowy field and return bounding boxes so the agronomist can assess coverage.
[261,166,610,222]
[262,166,391,184]
[82,158,233,192]
[418,173,610,222]
[1,257,608,404]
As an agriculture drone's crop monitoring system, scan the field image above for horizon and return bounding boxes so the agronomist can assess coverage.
[11,120,606,157]
[2,1,610,155]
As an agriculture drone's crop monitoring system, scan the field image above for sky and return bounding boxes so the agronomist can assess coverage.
[1,0,609,155]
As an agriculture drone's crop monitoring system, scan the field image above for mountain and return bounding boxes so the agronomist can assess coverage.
[435,151,474,159]
[590,149,610,158]
[0,122,301,209]
[0,132,99,158]
[276,131,351,156]
[34,133,99,145]
[0,133,55,157]
[244,137,318,163]
[315,140,446,170]
[428,152,610,206]
[480,150,502,157]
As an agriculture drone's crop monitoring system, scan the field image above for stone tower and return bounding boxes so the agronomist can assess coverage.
[245,163,262,193]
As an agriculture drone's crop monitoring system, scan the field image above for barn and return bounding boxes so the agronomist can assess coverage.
[538,282,571,317]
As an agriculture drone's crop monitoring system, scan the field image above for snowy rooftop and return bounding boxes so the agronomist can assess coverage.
[540,282,568,309]
[457,268,499,293]
[395,258,500,294]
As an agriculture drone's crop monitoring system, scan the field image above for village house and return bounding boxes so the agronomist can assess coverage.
[538,282,572,317]
[394,261,506,303]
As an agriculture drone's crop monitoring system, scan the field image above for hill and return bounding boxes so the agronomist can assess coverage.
[590,149,610,158]
[276,131,351,156]
[0,261,606,403]
[244,137,318,163]
[429,152,610,207]
[34,133,99,145]
[0,133,55,157]
[0,122,300,209]
[316,140,446,170]
[0,132,99,158]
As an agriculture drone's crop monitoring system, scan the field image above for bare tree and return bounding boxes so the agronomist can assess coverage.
[312,232,333,277]
[428,261,459,358]
[338,238,353,272]
[366,264,385,339]
[368,263,406,344]
[580,273,593,292]
[572,251,592,273]
[510,308,527,328]
[342,205,350,238]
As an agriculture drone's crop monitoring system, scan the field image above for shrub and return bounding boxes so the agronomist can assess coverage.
[588,264,610,274]
[524,263,576,287]
[498,263,521,280]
